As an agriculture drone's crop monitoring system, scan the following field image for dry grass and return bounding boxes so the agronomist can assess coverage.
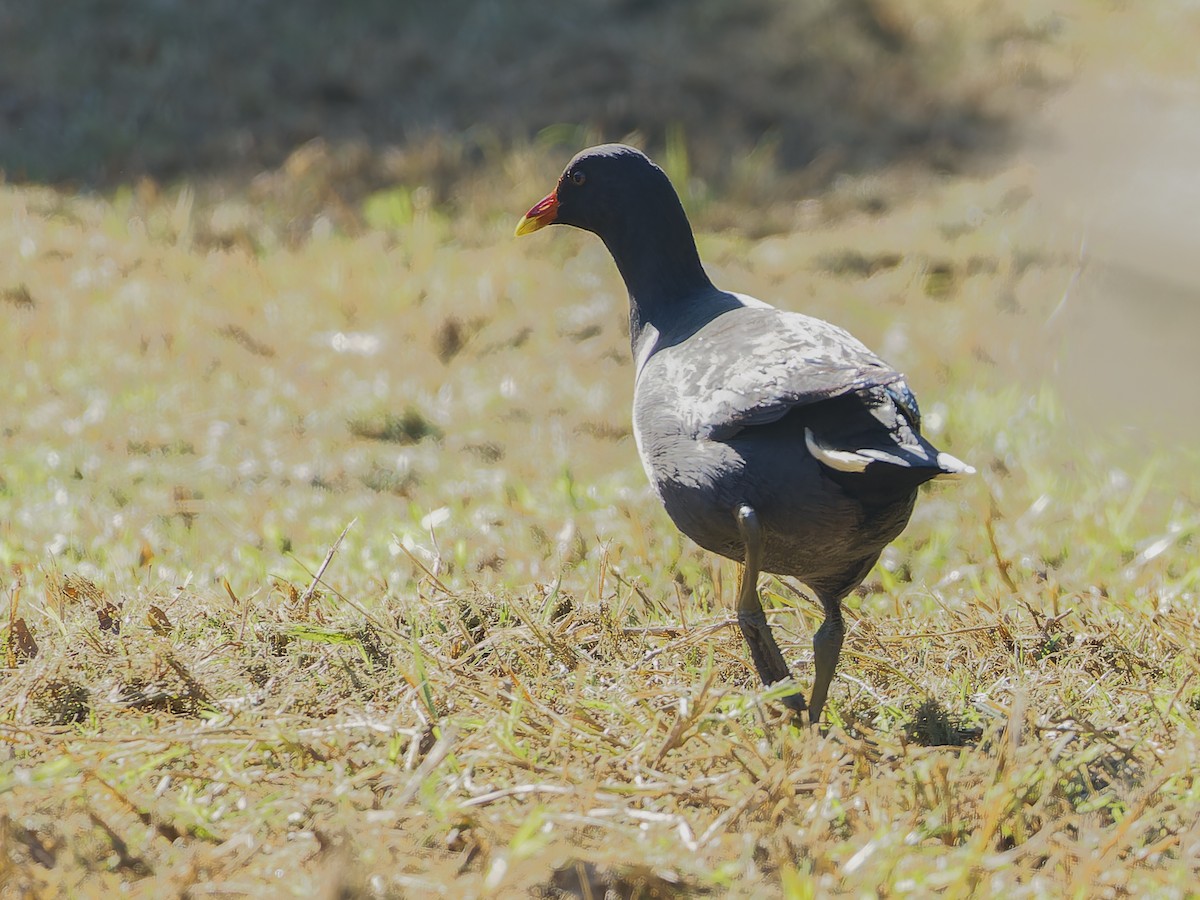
[4,2,1200,897]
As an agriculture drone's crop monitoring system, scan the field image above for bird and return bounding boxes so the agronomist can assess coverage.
[516,144,972,724]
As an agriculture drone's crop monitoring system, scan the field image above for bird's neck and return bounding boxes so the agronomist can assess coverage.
[598,202,714,359]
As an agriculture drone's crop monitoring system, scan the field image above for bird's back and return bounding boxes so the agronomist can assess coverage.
[632,301,948,596]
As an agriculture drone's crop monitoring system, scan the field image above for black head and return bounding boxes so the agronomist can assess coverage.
[515,144,683,240]
[516,143,713,328]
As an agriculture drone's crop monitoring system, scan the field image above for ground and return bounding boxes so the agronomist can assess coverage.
[1,2,1200,897]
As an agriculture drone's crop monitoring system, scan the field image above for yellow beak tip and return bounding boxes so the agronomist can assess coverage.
[514,216,545,238]
[515,192,558,237]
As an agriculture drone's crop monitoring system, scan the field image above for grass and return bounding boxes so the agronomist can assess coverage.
[4,2,1200,897]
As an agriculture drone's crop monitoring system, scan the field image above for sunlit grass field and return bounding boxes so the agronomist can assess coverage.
[4,4,1200,897]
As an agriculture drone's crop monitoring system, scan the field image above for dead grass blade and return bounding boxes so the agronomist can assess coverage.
[298,519,357,617]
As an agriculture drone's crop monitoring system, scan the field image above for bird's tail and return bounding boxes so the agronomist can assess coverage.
[933,450,975,479]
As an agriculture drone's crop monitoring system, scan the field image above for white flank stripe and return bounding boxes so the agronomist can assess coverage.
[805,427,871,473]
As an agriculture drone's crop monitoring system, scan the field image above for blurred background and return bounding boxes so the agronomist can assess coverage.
[4,0,1197,440]
[1,0,1198,590]
[2,0,1029,187]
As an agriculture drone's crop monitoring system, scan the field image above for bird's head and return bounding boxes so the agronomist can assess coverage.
[514,144,677,240]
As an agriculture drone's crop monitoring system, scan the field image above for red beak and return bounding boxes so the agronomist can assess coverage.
[515,191,559,236]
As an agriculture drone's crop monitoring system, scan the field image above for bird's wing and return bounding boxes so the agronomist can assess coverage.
[646,302,974,479]
[661,306,906,441]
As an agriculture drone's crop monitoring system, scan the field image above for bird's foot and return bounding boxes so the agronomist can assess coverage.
[737,609,807,716]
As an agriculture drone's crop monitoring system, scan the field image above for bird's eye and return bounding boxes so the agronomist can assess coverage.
[571,170,586,186]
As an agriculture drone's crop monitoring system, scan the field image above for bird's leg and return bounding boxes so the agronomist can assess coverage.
[808,601,844,725]
[735,504,806,716]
